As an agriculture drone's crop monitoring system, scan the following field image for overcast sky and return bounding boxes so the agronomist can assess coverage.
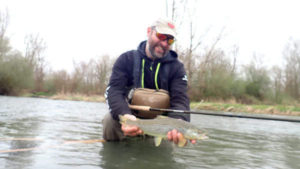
[1,0,300,72]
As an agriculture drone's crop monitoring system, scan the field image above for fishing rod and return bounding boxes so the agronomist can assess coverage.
[128,105,300,123]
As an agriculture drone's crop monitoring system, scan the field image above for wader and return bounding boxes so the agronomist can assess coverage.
[102,50,170,141]
[102,113,125,141]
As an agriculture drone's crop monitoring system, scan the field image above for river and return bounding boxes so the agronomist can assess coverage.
[0,96,299,169]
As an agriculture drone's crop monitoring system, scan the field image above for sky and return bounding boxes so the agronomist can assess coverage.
[1,0,300,72]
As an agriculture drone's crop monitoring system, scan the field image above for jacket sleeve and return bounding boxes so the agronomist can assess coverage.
[168,62,191,122]
[105,52,133,121]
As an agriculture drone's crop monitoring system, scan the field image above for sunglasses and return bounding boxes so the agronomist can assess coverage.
[155,32,175,45]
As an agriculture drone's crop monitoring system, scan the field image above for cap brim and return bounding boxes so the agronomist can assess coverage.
[156,26,176,38]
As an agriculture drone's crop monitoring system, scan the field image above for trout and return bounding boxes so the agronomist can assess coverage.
[119,115,208,147]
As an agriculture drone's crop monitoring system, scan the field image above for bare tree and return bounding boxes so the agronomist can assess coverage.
[243,53,271,100]
[283,39,300,99]
[72,58,107,95]
[95,55,112,94]
[271,65,284,103]
[166,0,203,81]
[165,0,236,102]
[50,70,69,93]
[166,0,226,83]
[230,45,239,75]
[0,9,11,59]
[24,34,47,92]
[69,63,83,93]
[166,0,188,22]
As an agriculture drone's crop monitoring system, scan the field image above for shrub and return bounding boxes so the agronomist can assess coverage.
[0,53,34,95]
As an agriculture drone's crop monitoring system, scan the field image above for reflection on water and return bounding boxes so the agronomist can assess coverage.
[100,138,185,169]
[0,96,300,169]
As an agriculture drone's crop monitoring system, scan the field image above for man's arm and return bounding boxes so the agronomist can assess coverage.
[166,62,196,145]
[168,62,191,122]
[105,52,143,137]
[105,53,133,121]
[120,114,143,136]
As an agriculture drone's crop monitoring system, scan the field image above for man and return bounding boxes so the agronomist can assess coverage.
[103,18,196,146]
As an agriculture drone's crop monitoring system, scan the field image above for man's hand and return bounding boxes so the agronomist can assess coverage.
[167,129,197,147]
[121,114,143,136]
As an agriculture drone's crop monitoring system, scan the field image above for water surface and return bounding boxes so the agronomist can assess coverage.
[0,96,299,169]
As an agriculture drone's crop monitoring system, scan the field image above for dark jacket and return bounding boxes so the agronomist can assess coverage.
[105,41,190,121]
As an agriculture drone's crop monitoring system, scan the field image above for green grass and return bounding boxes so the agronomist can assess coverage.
[33,92,54,96]
[22,92,54,97]
[190,101,300,116]
[274,105,300,112]
[251,105,270,110]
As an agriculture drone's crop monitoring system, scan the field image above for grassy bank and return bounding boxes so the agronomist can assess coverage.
[191,102,300,116]
[24,92,106,102]
[24,93,300,116]
[49,93,106,102]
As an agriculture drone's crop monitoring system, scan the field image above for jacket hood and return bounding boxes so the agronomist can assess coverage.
[137,40,178,63]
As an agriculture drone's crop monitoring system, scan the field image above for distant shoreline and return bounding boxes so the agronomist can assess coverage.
[20,93,300,117]
[48,93,106,102]
[191,102,300,116]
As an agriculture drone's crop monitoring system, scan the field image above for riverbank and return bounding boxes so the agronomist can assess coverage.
[23,92,106,102]
[49,93,106,102]
[191,102,300,116]
[24,93,300,116]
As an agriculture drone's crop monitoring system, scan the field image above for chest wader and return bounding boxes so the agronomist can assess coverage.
[130,52,170,119]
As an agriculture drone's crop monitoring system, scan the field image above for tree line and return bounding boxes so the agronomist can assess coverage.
[1,9,300,105]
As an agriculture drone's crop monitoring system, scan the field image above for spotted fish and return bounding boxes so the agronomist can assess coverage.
[119,115,208,147]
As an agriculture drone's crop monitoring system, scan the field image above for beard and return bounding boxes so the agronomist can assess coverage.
[148,39,168,59]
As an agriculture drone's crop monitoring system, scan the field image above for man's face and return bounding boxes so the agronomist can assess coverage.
[147,28,173,59]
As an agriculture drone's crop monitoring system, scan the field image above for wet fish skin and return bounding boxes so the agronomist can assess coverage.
[119,115,207,147]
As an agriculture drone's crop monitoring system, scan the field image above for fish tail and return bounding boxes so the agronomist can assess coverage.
[178,138,187,147]
[154,137,163,147]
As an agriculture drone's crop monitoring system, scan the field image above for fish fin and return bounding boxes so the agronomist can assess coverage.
[118,115,127,124]
[201,135,209,140]
[154,137,163,147]
[156,115,167,119]
[178,138,187,147]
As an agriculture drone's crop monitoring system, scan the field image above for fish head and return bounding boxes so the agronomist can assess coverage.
[185,128,208,140]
